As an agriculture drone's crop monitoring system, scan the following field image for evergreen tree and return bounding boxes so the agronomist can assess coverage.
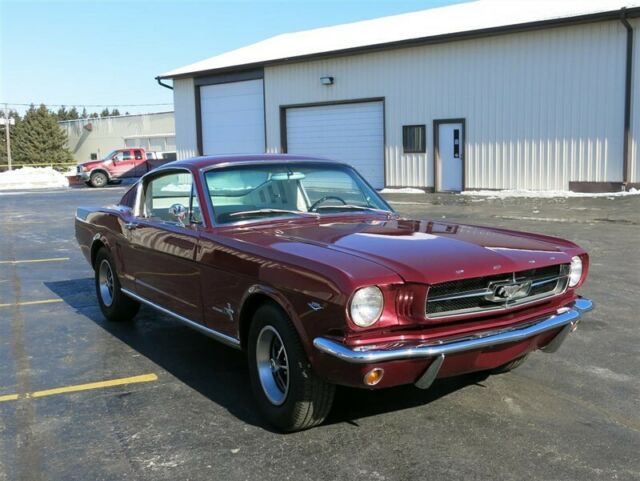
[56,106,69,120]
[125,111,130,116]
[111,108,121,116]
[81,107,88,119]
[12,104,73,165]
[100,108,110,117]
[67,107,79,120]
[90,112,99,119]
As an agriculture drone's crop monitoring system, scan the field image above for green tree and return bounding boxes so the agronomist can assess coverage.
[67,107,79,120]
[80,107,88,119]
[100,108,110,117]
[90,112,99,119]
[56,105,69,120]
[111,108,120,116]
[12,104,73,166]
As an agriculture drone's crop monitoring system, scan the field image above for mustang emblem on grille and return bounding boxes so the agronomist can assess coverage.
[485,280,532,302]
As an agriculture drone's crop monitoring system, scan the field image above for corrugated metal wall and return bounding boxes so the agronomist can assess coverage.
[265,21,629,190]
[630,18,640,183]
[173,78,199,160]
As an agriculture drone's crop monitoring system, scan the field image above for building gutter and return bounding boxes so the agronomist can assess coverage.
[155,77,173,90]
[620,8,634,187]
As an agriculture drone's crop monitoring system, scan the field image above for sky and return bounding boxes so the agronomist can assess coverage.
[0,0,468,115]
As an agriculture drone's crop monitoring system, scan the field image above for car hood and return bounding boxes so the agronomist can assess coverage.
[233,217,578,284]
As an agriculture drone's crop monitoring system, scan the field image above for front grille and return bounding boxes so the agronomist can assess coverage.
[426,264,569,318]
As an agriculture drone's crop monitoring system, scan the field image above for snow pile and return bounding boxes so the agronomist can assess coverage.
[380,187,425,194]
[0,167,69,190]
[461,188,640,199]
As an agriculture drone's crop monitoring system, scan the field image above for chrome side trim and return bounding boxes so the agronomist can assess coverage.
[313,298,593,364]
[121,288,241,349]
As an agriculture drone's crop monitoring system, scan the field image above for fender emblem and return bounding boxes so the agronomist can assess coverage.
[308,302,324,312]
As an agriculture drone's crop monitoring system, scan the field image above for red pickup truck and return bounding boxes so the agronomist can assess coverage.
[76,148,175,187]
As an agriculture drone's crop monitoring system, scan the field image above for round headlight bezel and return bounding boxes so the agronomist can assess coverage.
[349,286,384,328]
[568,255,583,287]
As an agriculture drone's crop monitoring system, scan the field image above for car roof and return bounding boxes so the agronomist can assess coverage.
[164,153,339,171]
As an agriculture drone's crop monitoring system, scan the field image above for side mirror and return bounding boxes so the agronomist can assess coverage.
[168,203,188,226]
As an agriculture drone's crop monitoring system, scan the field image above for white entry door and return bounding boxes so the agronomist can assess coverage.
[285,101,385,189]
[437,121,464,192]
[200,79,265,155]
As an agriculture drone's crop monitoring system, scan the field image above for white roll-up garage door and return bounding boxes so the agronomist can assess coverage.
[285,101,384,189]
[200,79,265,155]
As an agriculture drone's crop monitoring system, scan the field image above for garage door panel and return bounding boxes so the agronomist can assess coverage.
[200,79,265,155]
[286,101,384,188]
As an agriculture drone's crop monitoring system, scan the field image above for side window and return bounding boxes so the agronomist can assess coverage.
[122,150,132,161]
[134,149,143,160]
[143,172,194,223]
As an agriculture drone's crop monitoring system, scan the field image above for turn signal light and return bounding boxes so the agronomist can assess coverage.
[364,368,384,386]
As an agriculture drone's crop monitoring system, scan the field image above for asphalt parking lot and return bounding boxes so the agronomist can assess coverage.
[1,186,639,481]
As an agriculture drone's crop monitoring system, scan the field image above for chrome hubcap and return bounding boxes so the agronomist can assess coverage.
[98,259,115,307]
[256,326,289,406]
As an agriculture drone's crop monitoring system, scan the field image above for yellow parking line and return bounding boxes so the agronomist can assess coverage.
[0,299,63,308]
[0,257,70,265]
[0,373,158,403]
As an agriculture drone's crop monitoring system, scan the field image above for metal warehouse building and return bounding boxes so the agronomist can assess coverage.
[158,0,640,192]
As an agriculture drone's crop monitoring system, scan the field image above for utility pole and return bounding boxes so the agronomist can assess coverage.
[4,103,11,171]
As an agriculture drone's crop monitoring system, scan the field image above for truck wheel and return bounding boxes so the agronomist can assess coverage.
[491,354,529,374]
[94,247,139,322]
[90,171,108,188]
[248,303,335,432]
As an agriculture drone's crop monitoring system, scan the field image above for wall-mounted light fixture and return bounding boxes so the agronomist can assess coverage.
[320,76,334,86]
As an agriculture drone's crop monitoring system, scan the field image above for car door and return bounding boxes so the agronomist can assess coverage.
[121,169,203,322]
[110,149,137,178]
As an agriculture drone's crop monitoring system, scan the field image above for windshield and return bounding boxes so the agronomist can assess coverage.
[102,150,118,161]
[204,162,393,224]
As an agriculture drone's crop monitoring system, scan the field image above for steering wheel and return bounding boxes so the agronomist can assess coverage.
[309,195,348,212]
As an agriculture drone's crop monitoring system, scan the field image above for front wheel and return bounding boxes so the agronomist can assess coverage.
[248,303,335,432]
[94,247,139,322]
[90,171,108,188]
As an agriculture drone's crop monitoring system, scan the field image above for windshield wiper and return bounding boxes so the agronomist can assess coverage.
[314,205,391,214]
[229,208,318,219]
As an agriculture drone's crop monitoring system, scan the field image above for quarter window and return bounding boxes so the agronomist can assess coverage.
[402,125,426,154]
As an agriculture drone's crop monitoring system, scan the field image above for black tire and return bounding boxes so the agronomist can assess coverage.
[90,171,108,188]
[491,354,529,374]
[94,247,139,322]
[248,303,335,432]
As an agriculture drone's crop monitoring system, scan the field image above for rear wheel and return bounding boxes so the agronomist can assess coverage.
[491,354,529,374]
[90,171,108,188]
[94,248,139,322]
[248,303,335,432]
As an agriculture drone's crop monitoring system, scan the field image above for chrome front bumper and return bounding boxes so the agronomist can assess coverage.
[313,298,593,388]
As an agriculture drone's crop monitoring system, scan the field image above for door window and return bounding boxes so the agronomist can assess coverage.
[122,150,132,161]
[143,171,200,225]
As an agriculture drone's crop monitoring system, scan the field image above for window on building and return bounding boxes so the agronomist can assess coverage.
[402,125,426,154]
[90,153,98,160]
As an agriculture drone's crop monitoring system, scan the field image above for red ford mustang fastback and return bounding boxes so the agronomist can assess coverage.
[75,154,593,431]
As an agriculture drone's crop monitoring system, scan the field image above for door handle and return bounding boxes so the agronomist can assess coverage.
[124,222,139,231]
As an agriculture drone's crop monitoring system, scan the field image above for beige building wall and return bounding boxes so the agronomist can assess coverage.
[60,112,175,163]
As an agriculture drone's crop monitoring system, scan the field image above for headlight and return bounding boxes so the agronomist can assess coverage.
[350,286,384,327]
[568,256,583,287]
